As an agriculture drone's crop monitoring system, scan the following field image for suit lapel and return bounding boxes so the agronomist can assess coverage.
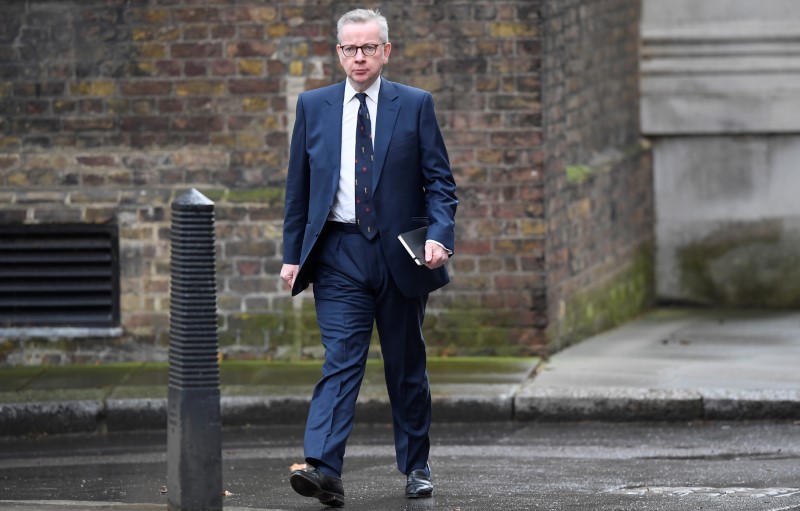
[322,82,345,197]
[374,79,400,191]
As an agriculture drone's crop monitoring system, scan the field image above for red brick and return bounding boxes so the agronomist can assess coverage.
[13,82,65,97]
[63,118,115,131]
[119,81,172,96]
[172,116,224,132]
[210,25,236,39]
[228,79,279,94]
[238,25,264,40]
[0,156,18,169]
[490,130,543,147]
[451,257,476,274]
[458,239,492,255]
[447,275,492,293]
[210,59,236,76]
[119,116,170,131]
[246,205,281,221]
[184,61,207,76]
[158,99,183,113]
[84,207,116,223]
[494,239,544,256]
[13,118,60,133]
[494,274,544,290]
[226,41,276,57]
[183,25,208,40]
[236,259,262,276]
[174,8,219,23]
[170,42,221,58]
[76,155,115,166]
[155,60,182,76]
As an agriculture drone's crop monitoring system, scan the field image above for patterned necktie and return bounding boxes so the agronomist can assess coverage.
[354,92,377,239]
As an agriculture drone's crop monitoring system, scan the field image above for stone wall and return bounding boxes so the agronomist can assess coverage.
[641,0,800,307]
[0,0,651,364]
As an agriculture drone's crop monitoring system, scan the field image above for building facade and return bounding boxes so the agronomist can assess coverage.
[0,0,653,365]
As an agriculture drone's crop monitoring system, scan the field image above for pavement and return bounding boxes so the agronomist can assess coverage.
[2,307,800,436]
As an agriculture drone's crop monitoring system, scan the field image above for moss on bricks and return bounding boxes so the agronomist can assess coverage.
[226,313,282,346]
[423,302,526,356]
[268,301,323,359]
[222,297,539,359]
[566,165,592,184]
[226,188,284,204]
[553,245,654,352]
[218,330,238,347]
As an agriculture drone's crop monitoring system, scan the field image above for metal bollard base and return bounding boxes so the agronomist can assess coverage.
[167,386,222,511]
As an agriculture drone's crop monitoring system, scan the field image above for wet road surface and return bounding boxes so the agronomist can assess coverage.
[1,421,799,510]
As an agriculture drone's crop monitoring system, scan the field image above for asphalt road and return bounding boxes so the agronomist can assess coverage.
[1,421,799,511]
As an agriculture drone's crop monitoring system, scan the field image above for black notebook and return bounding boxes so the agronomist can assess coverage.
[397,226,427,266]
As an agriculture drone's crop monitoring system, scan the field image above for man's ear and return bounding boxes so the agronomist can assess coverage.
[383,42,392,63]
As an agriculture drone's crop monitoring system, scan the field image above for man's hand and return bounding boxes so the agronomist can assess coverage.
[424,242,449,270]
[280,264,300,290]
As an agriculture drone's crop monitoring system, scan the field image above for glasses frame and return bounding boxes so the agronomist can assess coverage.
[338,43,386,58]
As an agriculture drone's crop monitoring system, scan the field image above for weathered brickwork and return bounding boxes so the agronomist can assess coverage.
[541,0,655,351]
[0,0,651,364]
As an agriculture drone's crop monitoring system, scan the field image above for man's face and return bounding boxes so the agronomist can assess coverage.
[337,21,391,92]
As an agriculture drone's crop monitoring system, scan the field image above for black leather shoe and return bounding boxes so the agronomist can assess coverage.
[290,468,345,507]
[405,465,433,498]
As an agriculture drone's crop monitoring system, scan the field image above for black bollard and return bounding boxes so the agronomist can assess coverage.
[167,188,222,511]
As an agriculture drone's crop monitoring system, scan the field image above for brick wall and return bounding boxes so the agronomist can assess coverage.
[542,0,655,351]
[0,0,651,364]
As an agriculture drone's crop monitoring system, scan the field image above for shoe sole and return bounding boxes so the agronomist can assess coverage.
[406,491,433,499]
[290,472,345,507]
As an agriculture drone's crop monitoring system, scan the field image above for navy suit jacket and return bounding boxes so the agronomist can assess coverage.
[283,78,458,298]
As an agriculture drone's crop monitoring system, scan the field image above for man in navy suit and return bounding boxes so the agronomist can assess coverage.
[280,7,457,507]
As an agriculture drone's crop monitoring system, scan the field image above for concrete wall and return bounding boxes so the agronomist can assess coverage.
[641,0,800,307]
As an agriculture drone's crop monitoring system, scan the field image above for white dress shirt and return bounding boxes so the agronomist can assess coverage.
[327,77,451,254]
[329,77,380,224]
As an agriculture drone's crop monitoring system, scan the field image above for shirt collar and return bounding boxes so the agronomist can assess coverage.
[344,76,382,105]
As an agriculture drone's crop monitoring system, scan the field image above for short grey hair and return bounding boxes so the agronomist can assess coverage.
[337,8,389,43]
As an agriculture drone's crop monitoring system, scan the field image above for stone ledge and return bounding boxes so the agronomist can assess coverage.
[514,385,800,422]
[641,13,800,134]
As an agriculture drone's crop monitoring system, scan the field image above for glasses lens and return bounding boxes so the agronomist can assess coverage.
[341,44,381,57]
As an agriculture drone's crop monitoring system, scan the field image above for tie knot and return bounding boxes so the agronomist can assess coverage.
[355,92,368,106]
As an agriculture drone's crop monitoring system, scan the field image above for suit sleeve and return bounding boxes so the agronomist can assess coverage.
[282,94,310,264]
[418,91,458,253]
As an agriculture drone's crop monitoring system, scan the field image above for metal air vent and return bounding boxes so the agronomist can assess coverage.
[0,224,120,328]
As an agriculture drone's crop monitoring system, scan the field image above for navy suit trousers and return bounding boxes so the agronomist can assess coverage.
[303,224,432,476]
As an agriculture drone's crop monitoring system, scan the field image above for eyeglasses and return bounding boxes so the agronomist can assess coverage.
[339,43,385,58]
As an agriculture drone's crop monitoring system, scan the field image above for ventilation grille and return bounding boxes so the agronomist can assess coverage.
[0,224,120,328]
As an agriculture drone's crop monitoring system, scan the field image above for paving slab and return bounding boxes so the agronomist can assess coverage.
[517,308,800,421]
